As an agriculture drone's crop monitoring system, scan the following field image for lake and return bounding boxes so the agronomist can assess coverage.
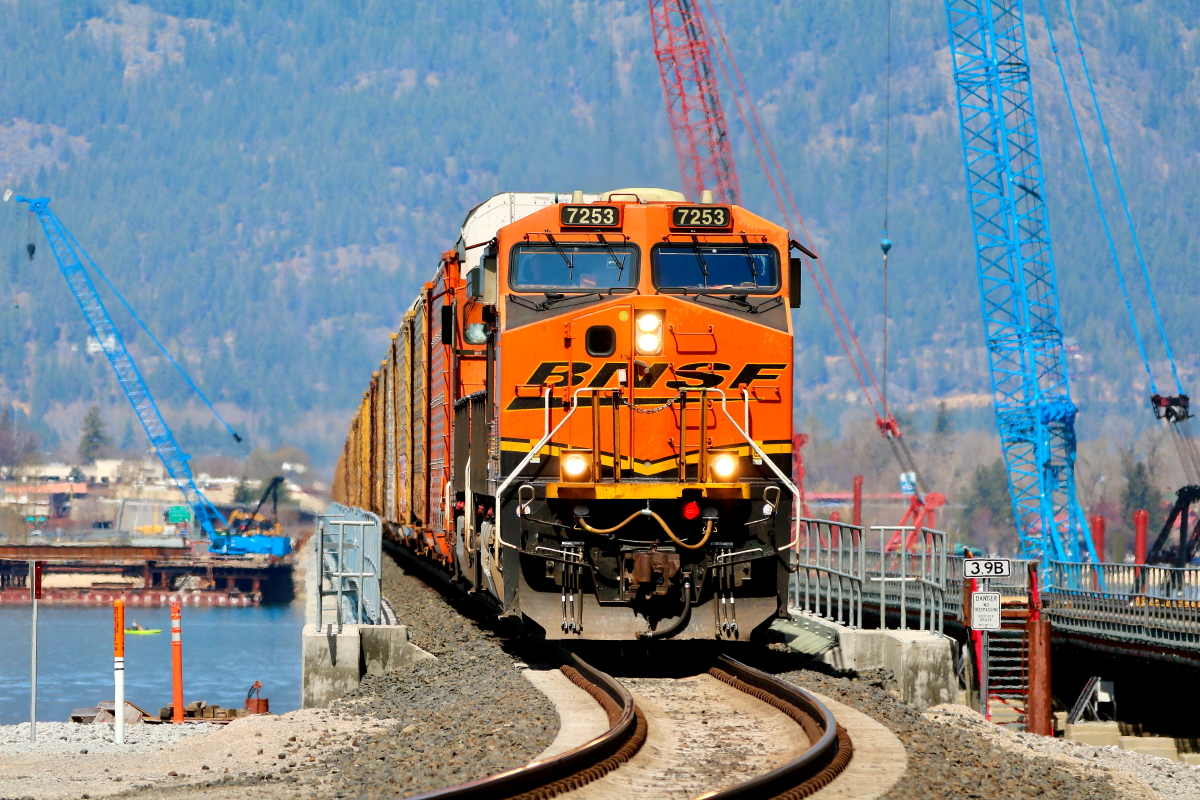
[0,603,303,725]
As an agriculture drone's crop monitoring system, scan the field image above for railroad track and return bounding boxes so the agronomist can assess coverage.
[407,652,851,800]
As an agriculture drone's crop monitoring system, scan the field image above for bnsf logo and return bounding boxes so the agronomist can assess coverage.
[522,361,785,390]
[507,361,785,409]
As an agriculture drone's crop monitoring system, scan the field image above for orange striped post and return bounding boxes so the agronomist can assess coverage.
[170,599,184,724]
[113,600,125,744]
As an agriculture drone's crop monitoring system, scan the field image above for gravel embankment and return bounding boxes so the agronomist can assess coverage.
[926,704,1200,800]
[767,655,1143,800]
[0,551,558,800]
[0,720,208,755]
[294,552,560,798]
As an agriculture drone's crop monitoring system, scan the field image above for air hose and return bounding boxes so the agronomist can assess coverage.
[640,578,693,640]
[577,511,715,550]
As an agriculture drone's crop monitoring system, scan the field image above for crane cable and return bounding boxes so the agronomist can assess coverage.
[1037,0,1200,483]
[882,0,892,416]
[700,1,890,424]
[699,0,927,493]
[60,226,248,452]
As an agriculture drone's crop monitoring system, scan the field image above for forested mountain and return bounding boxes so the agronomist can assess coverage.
[0,0,1196,473]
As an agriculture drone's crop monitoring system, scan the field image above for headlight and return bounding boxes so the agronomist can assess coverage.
[563,454,589,477]
[636,332,662,355]
[710,453,737,481]
[637,313,661,333]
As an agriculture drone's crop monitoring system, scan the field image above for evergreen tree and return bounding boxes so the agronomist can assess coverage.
[963,458,1012,528]
[234,474,253,504]
[933,402,955,438]
[1121,460,1163,522]
[77,405,110,465]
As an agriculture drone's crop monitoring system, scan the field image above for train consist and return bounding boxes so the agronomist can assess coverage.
[334,188,803,640]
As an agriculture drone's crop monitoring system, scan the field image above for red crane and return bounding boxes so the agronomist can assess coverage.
[647,0,943,542]
[648,0,740,205]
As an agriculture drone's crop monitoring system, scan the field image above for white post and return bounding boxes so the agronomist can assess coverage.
[114,599,125,745]
[28,561,37,743]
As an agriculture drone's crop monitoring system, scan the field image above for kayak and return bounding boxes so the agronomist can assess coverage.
[124,629,162,635]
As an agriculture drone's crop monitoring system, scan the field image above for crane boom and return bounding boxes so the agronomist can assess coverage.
[648,0,739,204]
[16,196,227,540]
[944,0,1094,562]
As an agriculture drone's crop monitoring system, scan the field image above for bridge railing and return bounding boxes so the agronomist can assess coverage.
[789,518,864,628]
[1044,561,1200,650]
[316,503,384,629]
[863,526,949,634]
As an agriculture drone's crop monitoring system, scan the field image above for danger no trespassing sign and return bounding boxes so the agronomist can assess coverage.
[971,592,1002,631]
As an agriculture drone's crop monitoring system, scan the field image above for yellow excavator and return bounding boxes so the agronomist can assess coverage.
[226,476,285,537]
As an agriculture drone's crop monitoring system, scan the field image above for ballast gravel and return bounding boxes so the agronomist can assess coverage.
[770,656,1145,800]
[926,704,1200,800]
[290,552,560,799]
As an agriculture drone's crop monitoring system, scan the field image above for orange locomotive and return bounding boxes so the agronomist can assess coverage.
[334,188,806,640]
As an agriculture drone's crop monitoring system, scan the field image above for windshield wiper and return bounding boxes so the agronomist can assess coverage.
[690,235,710,288]
[596,233,628,281]
[544,231,574,281]
[684,292,782,315]
[538,291,602,310]
[739,235,759,287]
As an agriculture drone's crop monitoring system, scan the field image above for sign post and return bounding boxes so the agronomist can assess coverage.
[114,600,125,744]
[970,580,1002,719]
[28,560,42,742]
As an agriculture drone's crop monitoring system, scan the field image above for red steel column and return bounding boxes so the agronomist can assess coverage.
[1090,515,1106,562]
[1026,617,1053,735]
[852,475,863,527]
[170,600,184,723]
[1134,509,1149,563]
[1025,563,1052,735]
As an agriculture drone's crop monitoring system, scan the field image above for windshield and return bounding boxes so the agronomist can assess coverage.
[653,244,779,293]
[509,243,637,291]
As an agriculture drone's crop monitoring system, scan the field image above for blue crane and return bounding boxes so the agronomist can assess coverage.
[943,1,1095,563]
[14,196,288,556]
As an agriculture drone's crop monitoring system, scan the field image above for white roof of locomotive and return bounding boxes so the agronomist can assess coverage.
[455,192,601,274]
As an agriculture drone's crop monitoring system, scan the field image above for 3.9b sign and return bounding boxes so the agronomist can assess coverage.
[963,558,1011,578]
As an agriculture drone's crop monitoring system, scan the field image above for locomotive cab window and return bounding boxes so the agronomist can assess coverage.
[509,243,637,292]
[652,244,779,293]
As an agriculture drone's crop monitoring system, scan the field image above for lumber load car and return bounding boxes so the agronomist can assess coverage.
[334,188,804,640]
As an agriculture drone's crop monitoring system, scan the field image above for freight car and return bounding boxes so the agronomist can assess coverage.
[334,188,806,640]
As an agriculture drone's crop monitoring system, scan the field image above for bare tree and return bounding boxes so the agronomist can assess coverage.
[0,405,39,479]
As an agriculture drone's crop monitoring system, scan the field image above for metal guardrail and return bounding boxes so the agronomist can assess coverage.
[1044,561,1200,651]
[863,526,949,634]
[316,503,383,629]
[788,520,950,633]
[789,518,864,629]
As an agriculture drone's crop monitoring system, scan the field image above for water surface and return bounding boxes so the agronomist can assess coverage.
[0,603,303,725]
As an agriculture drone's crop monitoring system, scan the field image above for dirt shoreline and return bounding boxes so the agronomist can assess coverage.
[0,708,388,800]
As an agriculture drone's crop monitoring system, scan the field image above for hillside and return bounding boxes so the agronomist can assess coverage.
[0,0,1196,474]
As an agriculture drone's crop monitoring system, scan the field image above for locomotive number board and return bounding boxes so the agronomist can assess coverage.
[670,205,733,229]
[560,204,622,228]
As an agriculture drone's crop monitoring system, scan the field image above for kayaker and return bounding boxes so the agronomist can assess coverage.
[131,621,144,631]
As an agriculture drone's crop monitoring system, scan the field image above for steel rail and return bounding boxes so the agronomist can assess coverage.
[404,650,644,800]
[380,542,851,799]
[703,655,852,800]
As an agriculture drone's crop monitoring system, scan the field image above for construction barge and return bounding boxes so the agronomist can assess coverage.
[0,542,298,606]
